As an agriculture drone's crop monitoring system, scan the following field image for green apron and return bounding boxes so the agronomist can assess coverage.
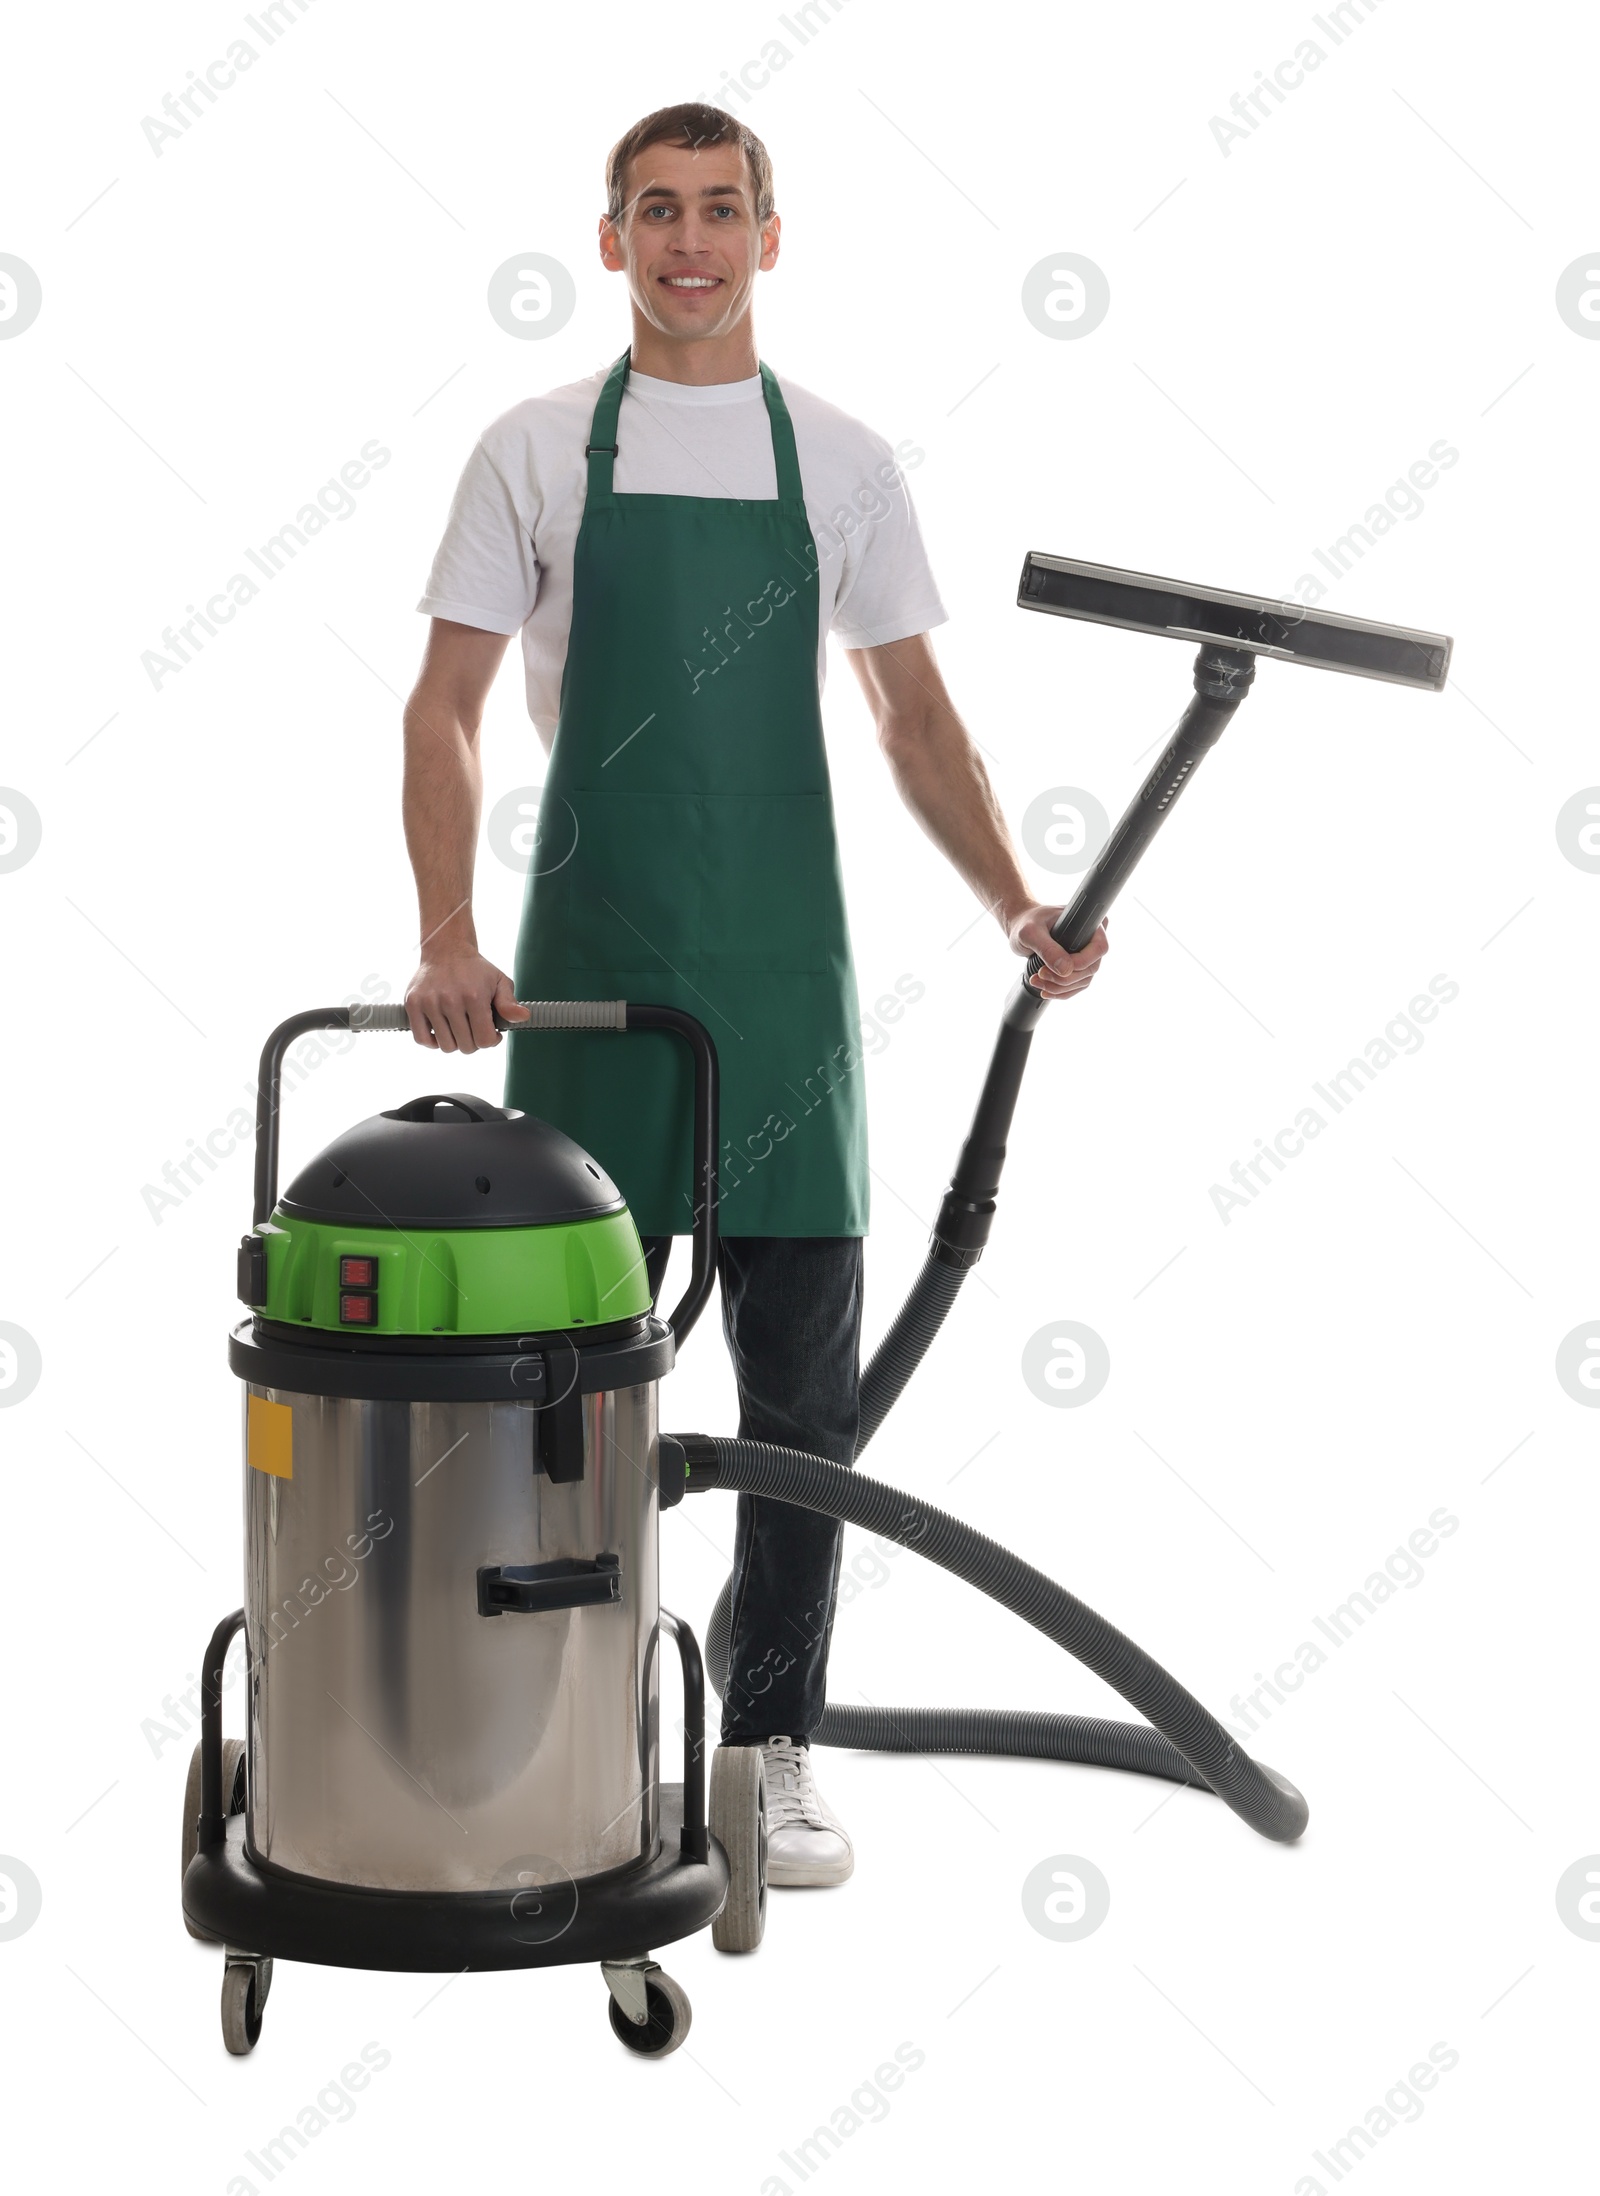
[508,349,868,1239]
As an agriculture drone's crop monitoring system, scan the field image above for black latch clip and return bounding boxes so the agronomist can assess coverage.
[237,1233,269,1307]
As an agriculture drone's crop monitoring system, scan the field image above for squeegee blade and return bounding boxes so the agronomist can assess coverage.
[1018,552,1451,691]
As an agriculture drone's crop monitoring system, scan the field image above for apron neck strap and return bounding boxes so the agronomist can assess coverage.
[583,351,631,501]
[758,363,805,505]
[583,351,806,506]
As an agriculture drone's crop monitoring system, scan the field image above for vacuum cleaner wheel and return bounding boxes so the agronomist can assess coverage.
[709,1745,768,1955]
[220,1958,272,2055]
[182,1738,244,1943]
[607,1970,692,2057]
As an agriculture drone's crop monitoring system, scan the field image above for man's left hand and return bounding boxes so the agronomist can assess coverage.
[1007,905,1110,999]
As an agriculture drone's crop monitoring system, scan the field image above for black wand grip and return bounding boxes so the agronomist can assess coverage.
[1024,643,1257,980]
[943,644,1258,1260]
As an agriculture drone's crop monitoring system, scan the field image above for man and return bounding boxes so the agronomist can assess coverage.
[403,102,1108,1888]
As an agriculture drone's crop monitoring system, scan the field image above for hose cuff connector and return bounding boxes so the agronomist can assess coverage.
[662,1432,721,1498]
[931,1192,995,1266]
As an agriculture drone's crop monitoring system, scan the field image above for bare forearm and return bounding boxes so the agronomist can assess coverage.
[400,617,524,1052]
[880,703,1031,927]
[849,631,1107,1002]
[403,698,482,953]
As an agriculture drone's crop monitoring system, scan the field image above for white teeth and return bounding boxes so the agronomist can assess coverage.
[665,277,717,288]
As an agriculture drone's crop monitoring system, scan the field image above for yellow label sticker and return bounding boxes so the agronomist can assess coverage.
[247,1393,293,1479]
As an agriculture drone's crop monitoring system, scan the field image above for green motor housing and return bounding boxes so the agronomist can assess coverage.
[236,1090,652,1335]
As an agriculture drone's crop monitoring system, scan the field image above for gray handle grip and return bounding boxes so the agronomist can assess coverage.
[349,1001,628,1032]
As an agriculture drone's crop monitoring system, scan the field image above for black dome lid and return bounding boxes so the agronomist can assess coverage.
[277,1092,627,1230]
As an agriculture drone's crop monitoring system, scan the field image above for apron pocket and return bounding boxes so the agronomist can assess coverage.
[697,792,838,976]
[558,791,703,975]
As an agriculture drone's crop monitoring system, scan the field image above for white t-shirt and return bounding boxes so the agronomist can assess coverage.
[417,363,948,741]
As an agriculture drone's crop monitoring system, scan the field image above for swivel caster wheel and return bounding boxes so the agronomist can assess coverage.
[221,1954,273,2056]
[181,1738,245,1942]
[709,1744,768,1953]
[602,1959,692,2058]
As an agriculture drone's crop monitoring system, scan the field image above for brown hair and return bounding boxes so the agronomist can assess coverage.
[605,103,775,226]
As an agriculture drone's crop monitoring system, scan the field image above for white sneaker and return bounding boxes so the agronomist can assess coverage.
[760,1737,854,1887]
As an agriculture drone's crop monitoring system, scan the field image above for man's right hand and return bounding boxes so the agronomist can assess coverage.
[404,953,530,1054]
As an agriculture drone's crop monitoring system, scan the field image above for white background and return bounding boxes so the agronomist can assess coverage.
[1,1,1594,2189]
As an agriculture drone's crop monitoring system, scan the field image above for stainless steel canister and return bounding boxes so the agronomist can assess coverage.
[241,1381,660,1893]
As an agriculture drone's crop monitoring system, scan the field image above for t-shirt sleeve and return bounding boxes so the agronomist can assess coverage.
[824,442,948,650]
[416,441,538,635]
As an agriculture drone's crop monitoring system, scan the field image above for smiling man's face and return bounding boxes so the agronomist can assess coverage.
[600,136,779,353]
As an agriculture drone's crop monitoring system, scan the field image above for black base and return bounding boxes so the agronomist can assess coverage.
[182,1785,727,1973]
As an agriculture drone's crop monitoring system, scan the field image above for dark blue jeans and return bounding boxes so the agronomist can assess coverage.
[642,1234,862,1746]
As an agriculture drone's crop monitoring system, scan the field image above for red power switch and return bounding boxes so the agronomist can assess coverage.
[339,1293,378,1325]
[339,1256,378,1287]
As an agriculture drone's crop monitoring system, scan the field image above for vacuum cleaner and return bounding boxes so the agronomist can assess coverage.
[181,556,1451,2057]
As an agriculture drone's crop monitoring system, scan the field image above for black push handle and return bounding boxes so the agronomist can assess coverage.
[248,997,720,1348]
[489,1000,719,1348]
[617,1004,719,1347]
[252,1008,370,1227]
[477,1554,621,1615]
[197,1606,246,1855]
[659,1609,708,1865]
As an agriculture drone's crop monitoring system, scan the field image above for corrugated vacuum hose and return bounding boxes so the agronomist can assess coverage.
[680,1434,1307,1843]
